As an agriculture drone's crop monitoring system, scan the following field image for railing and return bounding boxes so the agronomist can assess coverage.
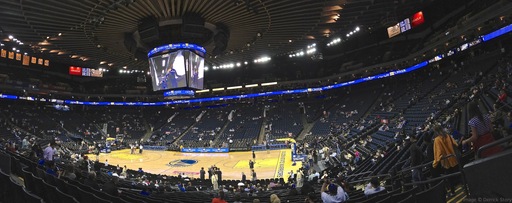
[477,135,512,159]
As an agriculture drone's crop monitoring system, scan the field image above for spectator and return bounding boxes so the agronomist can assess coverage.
[253,199,261,203]
[321,178,348,203]
[242,172,246,183]
[211,190,227,203]
[43,142,56,164]
[497,89,507,104]
[462,102,502,158]
[102,177,119,196]
[364,177,386,196]
[409,134,424,188]
[270,194,281,203]
[83,172,100,190]
[233,194,243,203]
[432,125,458,197]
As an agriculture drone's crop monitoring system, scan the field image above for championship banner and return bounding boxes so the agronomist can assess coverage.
[15,53,21,61]
[8,51,14,59]
[0,49,6,58]
[22,55,30,66]
[44,60,50,66]
[31,57,37,64]
[37,58,43,65]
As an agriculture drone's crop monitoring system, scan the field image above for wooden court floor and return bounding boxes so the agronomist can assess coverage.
[93,149,302,181]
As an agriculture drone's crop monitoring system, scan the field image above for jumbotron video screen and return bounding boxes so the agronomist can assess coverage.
[148,49,204,91]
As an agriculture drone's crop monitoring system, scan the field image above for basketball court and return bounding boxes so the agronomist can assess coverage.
[92,149,302,181]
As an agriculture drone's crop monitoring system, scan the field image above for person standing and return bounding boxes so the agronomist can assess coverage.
[249,160,255,169]
[251,169,257,182]
[217,168,222,183]
[139,145,143,154]
[211,173,219,190]
[43,142,56,166]
[252,150,256,160]
[200,167,205,180]
[296,169,304,188]
[409,134,424,188]
[242,172,247,183]
[432,125,459,197]
[462,101,502,158]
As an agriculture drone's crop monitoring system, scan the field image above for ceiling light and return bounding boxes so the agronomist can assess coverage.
[119,70,123,73]
[355,27,360,31]
[16,50,20,53]
[227,86,242,90]
[261,82,278,86]
[24,52,27,55]
[245,84,259,88]
[46,36,50,39]
[58,33,62,36]
[0,43,3,46]
[12,48,16,51]
[288,39,292,43]
[196,89,209,93]
[8,35,13,39]
[244,61,248,65]
[123,66,127,69]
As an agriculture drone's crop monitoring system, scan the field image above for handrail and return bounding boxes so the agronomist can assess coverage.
[348,173,391,185]
[398,154,456,174]
[477,135,512,159]
[345,171,373,178]
[403,172,461,186]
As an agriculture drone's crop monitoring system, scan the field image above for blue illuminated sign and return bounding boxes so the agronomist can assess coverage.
[148,43,206,58]
[163,90,195,97]
[181,148,229,153]
[0,94,18,100]
[482,23,512,42]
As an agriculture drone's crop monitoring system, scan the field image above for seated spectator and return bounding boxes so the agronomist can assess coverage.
[45,161,59,177]
[102,177,119,196]
[83,172,100,190]
[140,188,151,196]
[233,194,242,203]
[270,194,281,203]
[211,190,227,203]
[364,177,386,196]
[321,178,348,203]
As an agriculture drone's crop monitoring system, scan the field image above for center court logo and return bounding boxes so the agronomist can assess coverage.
[168,159,198,167]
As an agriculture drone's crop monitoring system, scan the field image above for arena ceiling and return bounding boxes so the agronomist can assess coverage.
[0,0,430,71]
